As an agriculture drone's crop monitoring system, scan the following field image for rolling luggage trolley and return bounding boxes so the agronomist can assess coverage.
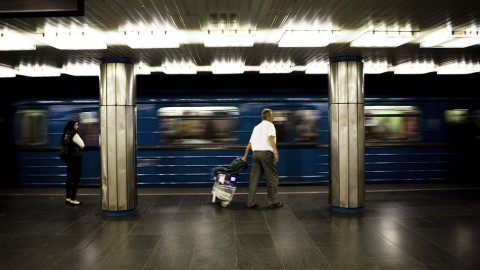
[211,172,237,207]
[211,157,247,207]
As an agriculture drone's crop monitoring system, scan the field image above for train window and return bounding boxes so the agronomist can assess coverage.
[294,110,319,142]
[473,110,480,134]
[445,109,480,143]
[272,109,319,143]
[78,111,99,145]
[157,106,239,144]
[13,110,48,145]
[271,110,291,142]
[445,109,468,124]
[365,106,421,142]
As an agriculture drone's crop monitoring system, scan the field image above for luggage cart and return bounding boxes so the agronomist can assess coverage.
[211,172,237,207]
[211,157,247,207]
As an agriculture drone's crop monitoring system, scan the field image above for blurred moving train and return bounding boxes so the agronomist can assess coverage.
[10,94,480,187]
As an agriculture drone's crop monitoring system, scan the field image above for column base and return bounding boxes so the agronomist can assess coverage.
[329,206,364,214]
[103,209,136,217]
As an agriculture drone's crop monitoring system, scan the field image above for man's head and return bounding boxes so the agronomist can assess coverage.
[261,108,274,121]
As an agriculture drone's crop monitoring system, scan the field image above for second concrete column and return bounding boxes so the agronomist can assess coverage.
[99,57,137,214]
[328,56,365,212]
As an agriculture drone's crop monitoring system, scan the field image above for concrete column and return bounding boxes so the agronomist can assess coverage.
[328,56,365,213]
[99,57,137,215]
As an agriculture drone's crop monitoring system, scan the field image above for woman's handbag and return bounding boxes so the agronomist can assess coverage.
[59,135,82,159]
[59,144,69,159]
[59,135,70,159]
[71,143,83,158]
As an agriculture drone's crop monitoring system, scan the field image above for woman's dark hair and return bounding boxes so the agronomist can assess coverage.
[61,120,78,144]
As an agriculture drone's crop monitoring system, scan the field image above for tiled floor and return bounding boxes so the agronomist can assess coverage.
[1,183,480,270]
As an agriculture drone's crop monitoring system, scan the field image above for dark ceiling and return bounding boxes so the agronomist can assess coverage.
[0,0,480,71]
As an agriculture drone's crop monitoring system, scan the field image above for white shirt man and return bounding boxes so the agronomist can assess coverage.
[241,108,283,209]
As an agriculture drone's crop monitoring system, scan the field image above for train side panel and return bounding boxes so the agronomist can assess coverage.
[136,100,327,186]
[10,97,480,187]
[14,101,100,186]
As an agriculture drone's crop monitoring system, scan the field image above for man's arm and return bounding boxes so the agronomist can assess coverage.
[268,135,279,162]
[242,142,251,161]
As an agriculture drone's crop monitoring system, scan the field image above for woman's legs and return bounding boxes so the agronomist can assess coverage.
[70,159,82,200]
[65,160,73,199]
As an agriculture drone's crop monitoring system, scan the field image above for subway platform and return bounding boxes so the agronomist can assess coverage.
[1,182,480,270]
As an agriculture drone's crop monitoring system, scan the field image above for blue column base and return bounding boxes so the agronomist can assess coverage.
[329,206,364,214]
[103,209,136,217]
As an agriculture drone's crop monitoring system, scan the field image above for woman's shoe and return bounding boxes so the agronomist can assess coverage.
[69,200,81,205]
[65,198,71,204]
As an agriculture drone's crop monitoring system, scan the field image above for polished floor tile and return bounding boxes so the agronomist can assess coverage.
[0,183,479,269]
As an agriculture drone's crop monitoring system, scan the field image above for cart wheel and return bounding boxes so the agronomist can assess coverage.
[221,201,230,207]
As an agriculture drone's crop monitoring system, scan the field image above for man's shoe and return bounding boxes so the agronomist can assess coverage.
[69,200,81,205]
[65,198,71,204]
[246,203,259,209]
[268,202,283,209]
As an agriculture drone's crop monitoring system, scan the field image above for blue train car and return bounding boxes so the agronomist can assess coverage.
[134,97,329,186]
[10,96,480,187]
[13,100,101,186]
[363,98,479,183]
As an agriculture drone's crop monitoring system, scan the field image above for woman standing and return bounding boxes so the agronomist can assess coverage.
[61,120,85,205]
